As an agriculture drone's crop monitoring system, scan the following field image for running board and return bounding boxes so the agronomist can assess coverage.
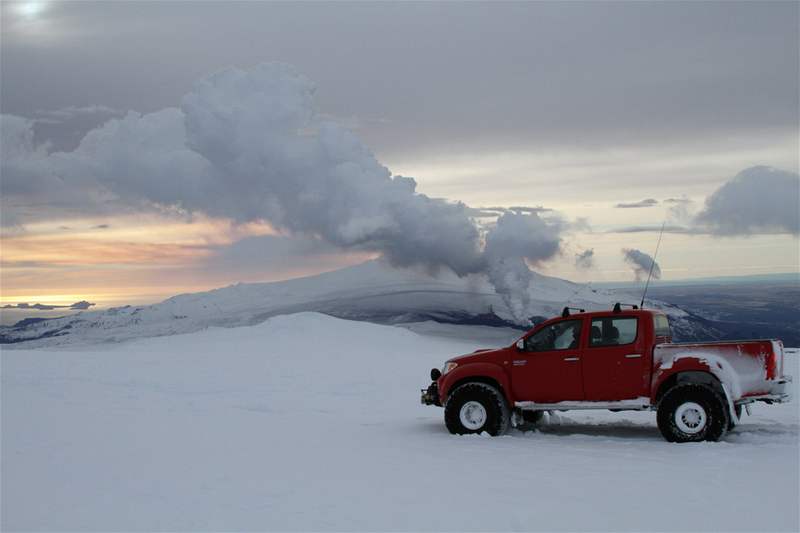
[515,397,652,411]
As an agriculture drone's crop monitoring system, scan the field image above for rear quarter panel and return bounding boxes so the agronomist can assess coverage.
[652,340,779,401]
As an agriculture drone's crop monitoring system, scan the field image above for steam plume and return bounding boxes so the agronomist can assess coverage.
[622,248,661,281]
[483,212,562,322]
[1,63,565,322]
[575,249,595,269]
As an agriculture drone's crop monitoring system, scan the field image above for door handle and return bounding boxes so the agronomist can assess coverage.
[625,353,642,359]
[563,357,580,362]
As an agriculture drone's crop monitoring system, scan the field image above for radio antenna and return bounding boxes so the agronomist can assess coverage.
[640,220,666,308]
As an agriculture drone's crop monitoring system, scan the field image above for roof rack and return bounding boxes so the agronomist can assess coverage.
[613,302,640,313]
[561,306,586,317]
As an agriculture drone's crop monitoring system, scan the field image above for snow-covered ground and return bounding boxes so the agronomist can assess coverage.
[2,313,798,531]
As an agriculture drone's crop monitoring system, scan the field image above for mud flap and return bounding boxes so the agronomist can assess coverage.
[721,383,739,425]
[511,409,525,428]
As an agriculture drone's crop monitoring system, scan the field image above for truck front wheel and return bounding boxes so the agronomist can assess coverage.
[657,384,729,443]
[444,382,510,436]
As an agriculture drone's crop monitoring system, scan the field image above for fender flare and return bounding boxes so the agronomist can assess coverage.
[652,359,730,406]
[440,363,513,406]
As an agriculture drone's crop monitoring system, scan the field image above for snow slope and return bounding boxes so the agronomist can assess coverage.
[2,313,797,531]
[0,259,707,348]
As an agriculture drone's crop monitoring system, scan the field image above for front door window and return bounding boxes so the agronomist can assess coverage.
[525,319,583,352]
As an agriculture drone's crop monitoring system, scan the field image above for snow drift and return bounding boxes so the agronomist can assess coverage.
[2,313,797,531]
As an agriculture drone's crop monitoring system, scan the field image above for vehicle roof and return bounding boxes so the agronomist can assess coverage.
[541,308,664,324]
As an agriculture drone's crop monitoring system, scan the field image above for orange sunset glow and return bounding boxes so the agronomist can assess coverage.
[0,214,373,306]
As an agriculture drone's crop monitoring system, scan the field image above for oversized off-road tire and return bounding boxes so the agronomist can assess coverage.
[657,384,730,443]
[444,382,510,436]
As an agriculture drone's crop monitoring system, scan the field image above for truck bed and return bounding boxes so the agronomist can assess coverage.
[654,339,789,401]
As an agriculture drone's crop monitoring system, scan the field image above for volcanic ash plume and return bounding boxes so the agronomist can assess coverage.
[484,212,562,323]
[1,63,564,323]
[622,248,661,281]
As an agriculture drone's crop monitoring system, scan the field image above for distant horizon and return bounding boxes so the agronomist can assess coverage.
[2,263,797,315]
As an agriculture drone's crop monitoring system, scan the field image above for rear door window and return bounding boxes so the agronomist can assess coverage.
[589,317,637,347]
[653,314,671,337]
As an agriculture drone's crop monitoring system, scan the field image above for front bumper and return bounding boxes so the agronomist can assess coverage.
[421,382,441,406]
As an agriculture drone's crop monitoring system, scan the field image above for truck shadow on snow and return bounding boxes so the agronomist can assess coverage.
[416,417,796,442]
[525,420,796,441]
[528,422,662,440]
[414,417,664,440]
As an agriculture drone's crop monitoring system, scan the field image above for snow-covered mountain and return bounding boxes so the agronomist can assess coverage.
[0,259,715,347]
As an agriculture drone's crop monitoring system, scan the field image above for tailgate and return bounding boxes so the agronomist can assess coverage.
[770,340,786,380]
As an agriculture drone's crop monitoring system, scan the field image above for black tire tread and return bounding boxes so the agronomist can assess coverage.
[444,382,510,436]
[657,383,729,443]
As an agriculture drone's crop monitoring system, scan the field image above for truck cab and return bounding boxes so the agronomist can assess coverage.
[421,305,791,442]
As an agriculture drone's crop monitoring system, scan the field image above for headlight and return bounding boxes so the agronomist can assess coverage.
[443,361,458,375]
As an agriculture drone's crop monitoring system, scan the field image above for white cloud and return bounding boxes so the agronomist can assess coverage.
[664,196,694,223]
[615,198,658,209]
[0,114,104,225]
[694,166,799,235]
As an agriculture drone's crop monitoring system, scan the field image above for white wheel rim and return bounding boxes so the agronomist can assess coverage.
[674,401,707,434]
[459,401,488,430]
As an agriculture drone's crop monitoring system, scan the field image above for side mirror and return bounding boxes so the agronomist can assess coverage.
[515,339,525,351]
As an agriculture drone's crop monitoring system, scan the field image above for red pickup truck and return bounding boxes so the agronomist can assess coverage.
[421,305,792,442]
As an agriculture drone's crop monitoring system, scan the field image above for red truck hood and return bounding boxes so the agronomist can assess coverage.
[449,347,508,364]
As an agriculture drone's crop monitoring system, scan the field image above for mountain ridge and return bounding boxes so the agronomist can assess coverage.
[0,259,712,348]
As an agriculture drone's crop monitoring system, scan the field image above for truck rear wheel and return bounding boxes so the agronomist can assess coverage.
[444,382,510,436]
[657,384,729,443]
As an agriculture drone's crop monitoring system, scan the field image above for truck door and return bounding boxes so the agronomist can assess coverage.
[511,318,585,403]
[582,316,648,401]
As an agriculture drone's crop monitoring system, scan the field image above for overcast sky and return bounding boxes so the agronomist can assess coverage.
[1,1,798,305]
